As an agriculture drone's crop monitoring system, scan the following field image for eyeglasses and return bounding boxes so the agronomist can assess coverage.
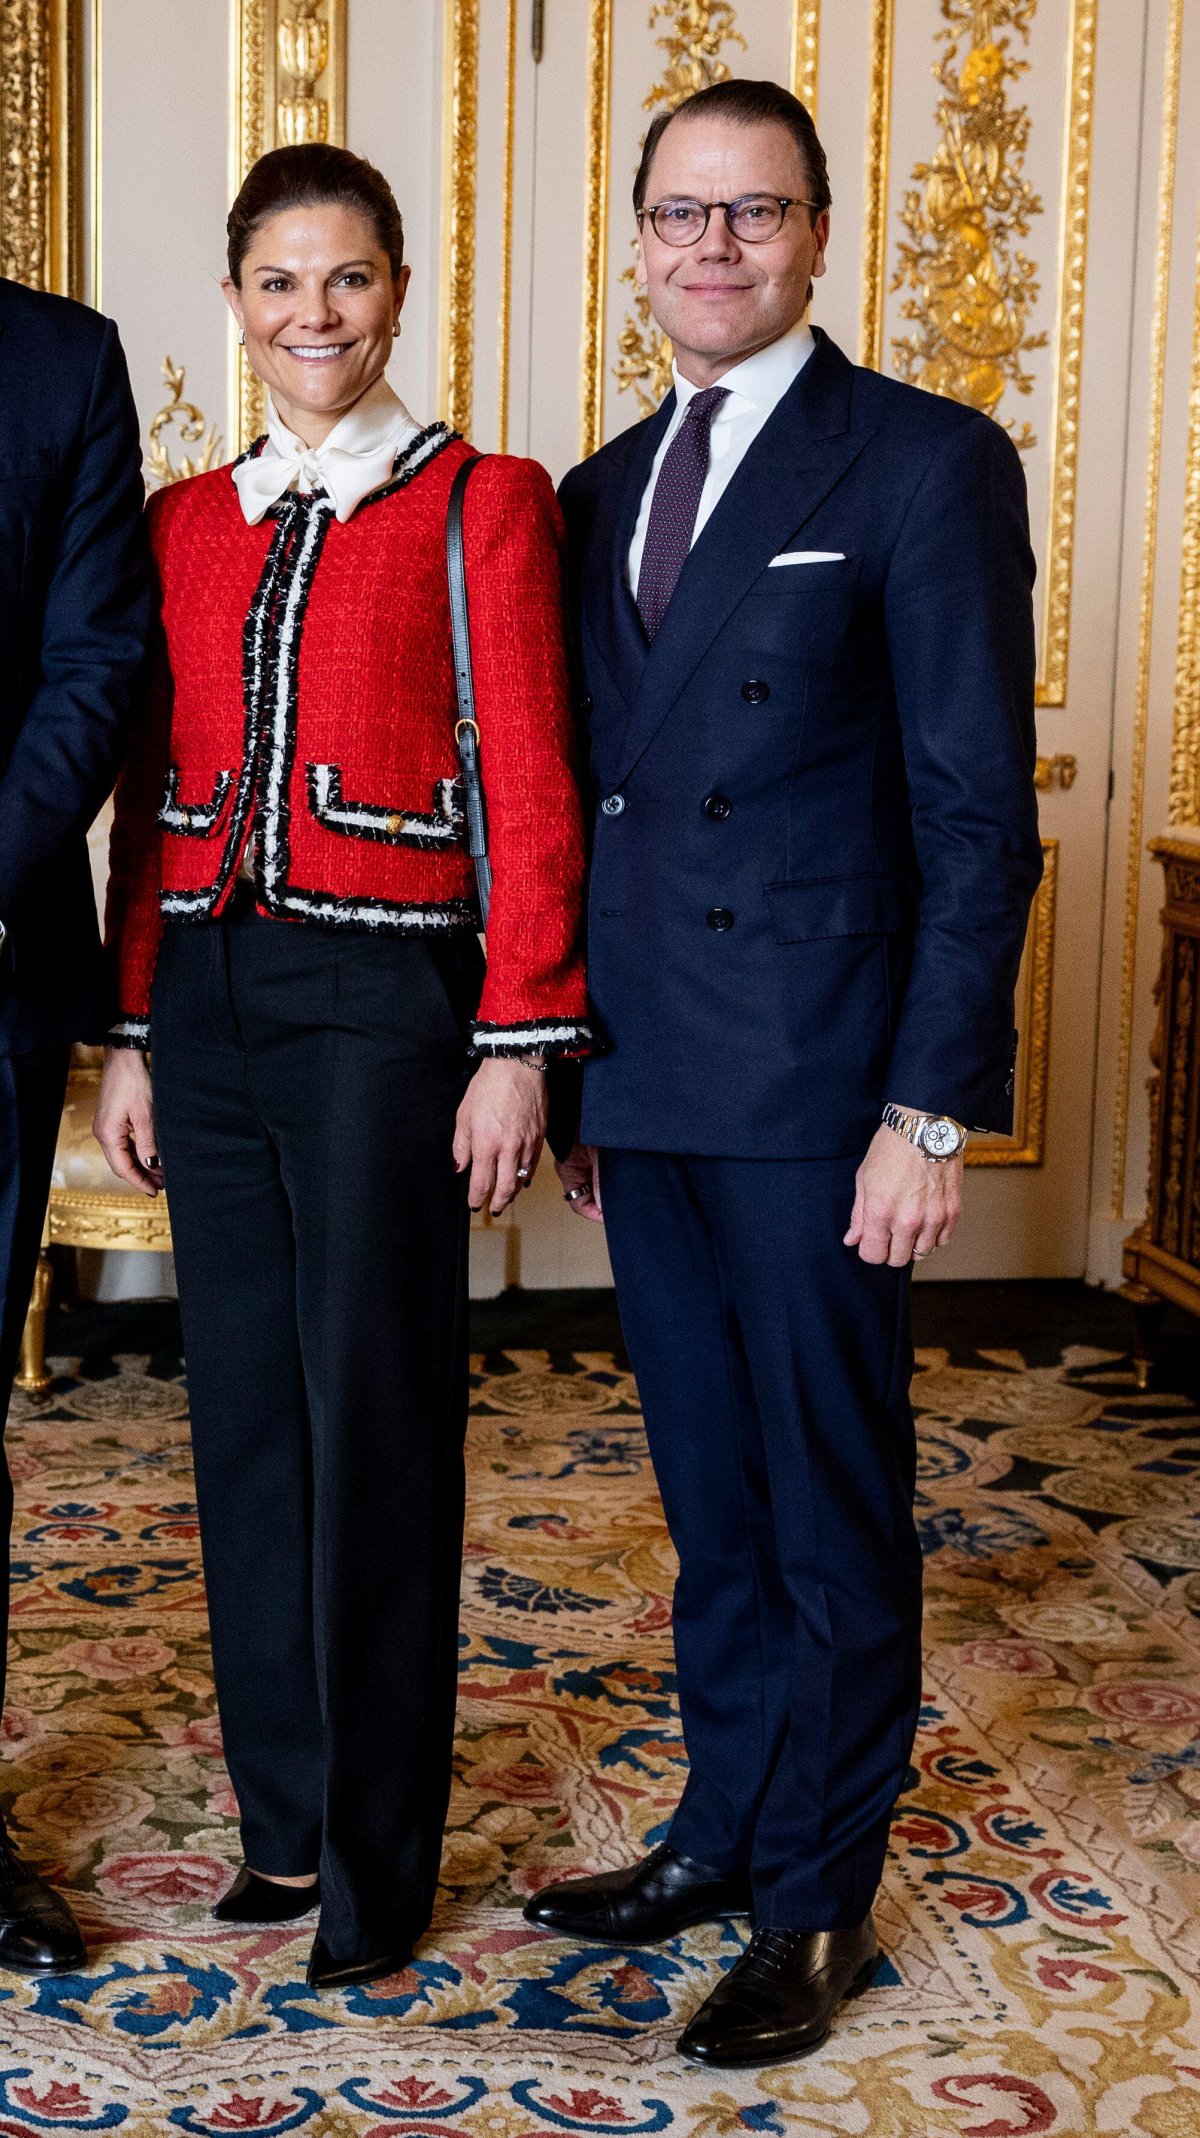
[639,195,817,246]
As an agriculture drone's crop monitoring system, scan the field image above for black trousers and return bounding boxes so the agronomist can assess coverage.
[600,1148,923,1931]
[151,902,481,1963]
[0,1044,71,1712]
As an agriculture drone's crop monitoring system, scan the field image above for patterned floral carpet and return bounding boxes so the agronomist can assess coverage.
[0,1286,1198,2135]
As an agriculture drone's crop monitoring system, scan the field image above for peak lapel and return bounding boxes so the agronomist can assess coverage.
[583,394,674,709]
[612,333,870,785]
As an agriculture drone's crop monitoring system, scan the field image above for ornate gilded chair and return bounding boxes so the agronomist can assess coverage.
[15,1047,172,1395]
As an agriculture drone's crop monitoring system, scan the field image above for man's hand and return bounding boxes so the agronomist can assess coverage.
[554,1141,603,1223]
[94,1048,163,1196]
[453,1059,548,1216]
[845,1124,963,1266]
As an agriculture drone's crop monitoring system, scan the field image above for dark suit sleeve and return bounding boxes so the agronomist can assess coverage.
[882,414,1043,1132]
[0,318,152,919]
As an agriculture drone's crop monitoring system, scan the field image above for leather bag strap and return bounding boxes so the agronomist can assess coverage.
[446,455,492,926]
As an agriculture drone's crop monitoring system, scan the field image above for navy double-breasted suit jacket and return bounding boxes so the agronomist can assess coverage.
[0,278,152,1053]
[559,327,1044,1159]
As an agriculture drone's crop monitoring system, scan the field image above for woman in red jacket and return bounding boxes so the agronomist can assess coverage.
[95,144,589,1991]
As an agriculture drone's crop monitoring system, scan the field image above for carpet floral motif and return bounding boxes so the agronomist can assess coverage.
[0,1330,1197,2131]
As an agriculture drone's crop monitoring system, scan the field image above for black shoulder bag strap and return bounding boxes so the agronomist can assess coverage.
[446,455,492,927]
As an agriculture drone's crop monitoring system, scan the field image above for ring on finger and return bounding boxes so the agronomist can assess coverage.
[516,1167,531,1182]
[564,1185,589,1203]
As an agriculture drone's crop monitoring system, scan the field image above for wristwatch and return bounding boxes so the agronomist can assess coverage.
[882,1102,968,1162]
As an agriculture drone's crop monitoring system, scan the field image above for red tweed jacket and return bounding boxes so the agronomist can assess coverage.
[106,424,590,1057]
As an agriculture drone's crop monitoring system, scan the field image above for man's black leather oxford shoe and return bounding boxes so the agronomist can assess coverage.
[0,1822,85,1975]
[523,1843,751,1945]
[678,1918,879,2066]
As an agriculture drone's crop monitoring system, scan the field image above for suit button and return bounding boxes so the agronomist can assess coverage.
[707,906,735,932]
[741,678,770,705]
[601,793,626,817]
[703,793,732,821]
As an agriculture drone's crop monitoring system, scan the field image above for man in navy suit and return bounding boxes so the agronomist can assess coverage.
[527,80,1042,2064]
[0,278,151,1972]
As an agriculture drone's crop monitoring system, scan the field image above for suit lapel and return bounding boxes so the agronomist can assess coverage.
[612,332,871,784]
[583,392,675,710]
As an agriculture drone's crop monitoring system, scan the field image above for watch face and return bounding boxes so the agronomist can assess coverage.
[921,1117,962,1159]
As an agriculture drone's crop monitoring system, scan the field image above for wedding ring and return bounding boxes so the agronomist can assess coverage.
[516,1167,531,1182]
[564,1185,589,1203]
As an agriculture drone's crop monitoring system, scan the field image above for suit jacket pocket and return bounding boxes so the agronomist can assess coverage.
[158,766,235,838]
[765,871,916,943]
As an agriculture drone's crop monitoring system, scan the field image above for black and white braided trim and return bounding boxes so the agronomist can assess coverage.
[470,1018,593,1060]
[107,1016,151,1051]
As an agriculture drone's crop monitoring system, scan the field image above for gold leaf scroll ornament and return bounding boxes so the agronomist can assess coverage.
[146,358,222,490]
[277,0,331,144]
[890,0,1046,450]
[614,3,746,420]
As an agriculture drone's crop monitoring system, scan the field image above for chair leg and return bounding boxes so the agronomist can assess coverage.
[1120,1281,1167,1393]
[14,1251,53,1397]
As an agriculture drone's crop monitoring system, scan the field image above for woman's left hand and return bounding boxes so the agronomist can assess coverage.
[453,1060,548,1215]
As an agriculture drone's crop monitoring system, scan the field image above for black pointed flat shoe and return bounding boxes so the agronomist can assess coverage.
[305,1933,413,1992]
[678,1918,880,2066]
[212,1867,320,1924]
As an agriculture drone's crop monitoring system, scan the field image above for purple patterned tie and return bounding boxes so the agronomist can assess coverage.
[636,385,729,640]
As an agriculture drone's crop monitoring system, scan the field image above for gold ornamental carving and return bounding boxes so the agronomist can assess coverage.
[611,3,746,427]
[863,0,1095,708]
[580,0,614,457]
[146,358,222,490]
[791,1,819,118]
[440,0,479,439]
[890,1,1045,451]
[276,1,331,144]
[229,0,346,453]
[1170,212,1200,831]
[0,0,81,296]
[1109,0,1184,1217]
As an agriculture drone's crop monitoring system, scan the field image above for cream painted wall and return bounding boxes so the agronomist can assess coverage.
[78,0,1200,1297]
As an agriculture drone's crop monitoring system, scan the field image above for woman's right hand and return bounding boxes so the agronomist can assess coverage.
[94,1048,164,1196]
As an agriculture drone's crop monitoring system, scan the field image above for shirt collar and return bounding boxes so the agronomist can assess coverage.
[232,373,423,526]
[671,318,816,420]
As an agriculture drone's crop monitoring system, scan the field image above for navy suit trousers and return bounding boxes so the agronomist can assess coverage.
[600,1148,923,1928]
[0,1044,71,1707]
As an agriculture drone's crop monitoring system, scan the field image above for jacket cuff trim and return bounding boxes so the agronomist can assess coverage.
[107,1017,150,1050]
[470,1019,592,1060]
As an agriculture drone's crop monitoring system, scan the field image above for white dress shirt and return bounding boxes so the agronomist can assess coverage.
[627,319,816,592]
[231,371,423,526]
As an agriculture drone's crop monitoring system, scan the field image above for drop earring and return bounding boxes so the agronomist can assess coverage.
[237,328,246,347]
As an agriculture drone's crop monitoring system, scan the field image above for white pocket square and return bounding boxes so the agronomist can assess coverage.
[768,550,846,566]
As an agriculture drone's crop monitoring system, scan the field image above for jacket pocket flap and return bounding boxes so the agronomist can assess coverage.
[765,872,916,942]
[157,767,235,837]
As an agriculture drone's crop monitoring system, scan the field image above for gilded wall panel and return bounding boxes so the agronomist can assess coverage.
[1170,218,1200,832]
[1109,0,1184,1217]
[864,0,1094,709]
[229,0,347,451]
[0,0,81,296]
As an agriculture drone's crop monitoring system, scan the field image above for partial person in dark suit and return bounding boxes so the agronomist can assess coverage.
[0,277,152,1972]
[525,80,1043,2066]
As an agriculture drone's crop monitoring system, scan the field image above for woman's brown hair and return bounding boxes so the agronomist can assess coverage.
[226,142,405,287]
